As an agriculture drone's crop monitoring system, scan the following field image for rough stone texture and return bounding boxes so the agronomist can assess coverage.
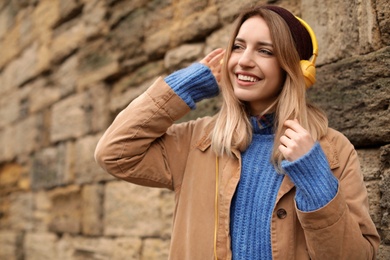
[81,184,103,236]
[104,181,172,237]
[0,0,388,259]
[308,47,390,147]
[48,185,81,234]
[0,231,23,260]
[51,92,91,142]
[24,232,58,260]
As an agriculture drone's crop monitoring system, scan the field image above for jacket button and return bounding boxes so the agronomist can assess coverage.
[276,208,287,219]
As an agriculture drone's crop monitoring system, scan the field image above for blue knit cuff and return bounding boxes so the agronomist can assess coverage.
[164,63,220,109]
[281,142,338,212]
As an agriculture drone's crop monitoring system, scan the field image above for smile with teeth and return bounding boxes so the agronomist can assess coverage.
[237,74,260,82]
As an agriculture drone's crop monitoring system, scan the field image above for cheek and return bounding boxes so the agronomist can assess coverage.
[265,61,283,81]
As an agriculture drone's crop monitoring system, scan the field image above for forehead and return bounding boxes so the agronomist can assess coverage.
[236,16,272,41]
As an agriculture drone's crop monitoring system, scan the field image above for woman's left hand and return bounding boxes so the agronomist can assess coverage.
[200,48,225,82]
[279,119,315,162]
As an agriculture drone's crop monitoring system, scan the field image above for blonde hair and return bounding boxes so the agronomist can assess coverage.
[211,6,328,171]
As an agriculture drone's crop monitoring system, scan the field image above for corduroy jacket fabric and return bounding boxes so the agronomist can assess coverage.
[95,77,380,260]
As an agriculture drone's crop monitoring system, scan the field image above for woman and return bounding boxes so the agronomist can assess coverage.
[95,5,379,260]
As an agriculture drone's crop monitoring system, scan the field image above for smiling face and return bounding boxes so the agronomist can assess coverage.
[228,16,284,115]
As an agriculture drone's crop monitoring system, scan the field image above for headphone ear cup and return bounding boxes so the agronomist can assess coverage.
[300,60,316,88]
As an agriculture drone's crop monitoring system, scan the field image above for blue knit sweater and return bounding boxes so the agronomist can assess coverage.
[165,63,338,260]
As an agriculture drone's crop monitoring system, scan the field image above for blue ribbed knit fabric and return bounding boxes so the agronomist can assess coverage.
[164,63,219,109]
[230,120,283,260]
[282,143,338,211]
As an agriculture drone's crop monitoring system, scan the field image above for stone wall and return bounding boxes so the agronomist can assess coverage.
[0,0,388,259]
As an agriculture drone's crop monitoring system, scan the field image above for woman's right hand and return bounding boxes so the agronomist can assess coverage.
[200,48,225,82]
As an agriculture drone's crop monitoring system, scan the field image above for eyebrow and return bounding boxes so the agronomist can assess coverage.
[235,37,273,47]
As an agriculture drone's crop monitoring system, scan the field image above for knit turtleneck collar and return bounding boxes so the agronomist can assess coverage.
[250,113,275,135]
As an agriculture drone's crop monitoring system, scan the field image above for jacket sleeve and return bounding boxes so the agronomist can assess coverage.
[94,77,194,190]
[296,130,380,260]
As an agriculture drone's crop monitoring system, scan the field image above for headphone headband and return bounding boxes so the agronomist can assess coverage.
[294,16,318,64]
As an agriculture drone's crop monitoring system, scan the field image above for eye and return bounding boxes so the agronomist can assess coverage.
[259,49,273,56]
[232,43,245,51]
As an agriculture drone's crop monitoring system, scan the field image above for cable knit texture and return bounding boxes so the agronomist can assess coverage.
[230,118,283,260]
[281,142,338,211]
[164,63,219,109]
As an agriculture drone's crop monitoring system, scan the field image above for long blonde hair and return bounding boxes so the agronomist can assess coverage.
[211,6,328,171]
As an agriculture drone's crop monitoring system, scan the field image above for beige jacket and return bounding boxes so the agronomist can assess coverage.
[95,77,379,260]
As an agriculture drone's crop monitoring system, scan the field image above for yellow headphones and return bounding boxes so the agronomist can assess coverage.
[295,16,318,88]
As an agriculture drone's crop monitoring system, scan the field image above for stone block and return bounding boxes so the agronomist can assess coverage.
[302,0,381,64]
[357,149,382,180]
[81,184,103,236]
[65,235,115,259]
[365,180,381,225]
[76,39,120,90]
[109,77,157,114]
[31,142,74,189]
[0,19,20,69]
[51,20,86,64]
[9,191,34,231]
[51,92,91,142]
[205,24,233,53]
[14,113,44,156]
[378,245,390,260]
[27,78,61,113]
[13,42,41,87]
[112,237,142,260]
[170,6,219,46]
[32,0,60,39]
[48,185,81,234]
[0,3,14,41]
[0,127,16,162]
[108,7,145,56]
[18,8,35,51]
[107,0,145,28]
[104,181,167,237]
[164,43,204,71]
[57,0,82,25]
[89,83,111,133]
[175,0,208,18]
[377,0,390,45]
[33,190,52,232]
[142,238,170,260]
[0,231,23,260]
[380,168,390,209]
[82,0,108,39]
[51,54,78,97]
[74,134,114,185]
[0,91,21,128]
[0,163,28,195]
[143,28,171,59]
[216,0,256,23]
[380,144,390,170]
[24,232,58,260]
[308,47,390,147]
[143,2,173,35]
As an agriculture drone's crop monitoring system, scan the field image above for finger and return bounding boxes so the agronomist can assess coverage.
[283,119,305,133]
[203,48,224,63]
[278,144,293,161]
[209,50,225,66]
[280,135,294,148]
[283,128,296,139]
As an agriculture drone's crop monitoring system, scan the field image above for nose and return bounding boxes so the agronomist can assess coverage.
[238,49,255,67]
